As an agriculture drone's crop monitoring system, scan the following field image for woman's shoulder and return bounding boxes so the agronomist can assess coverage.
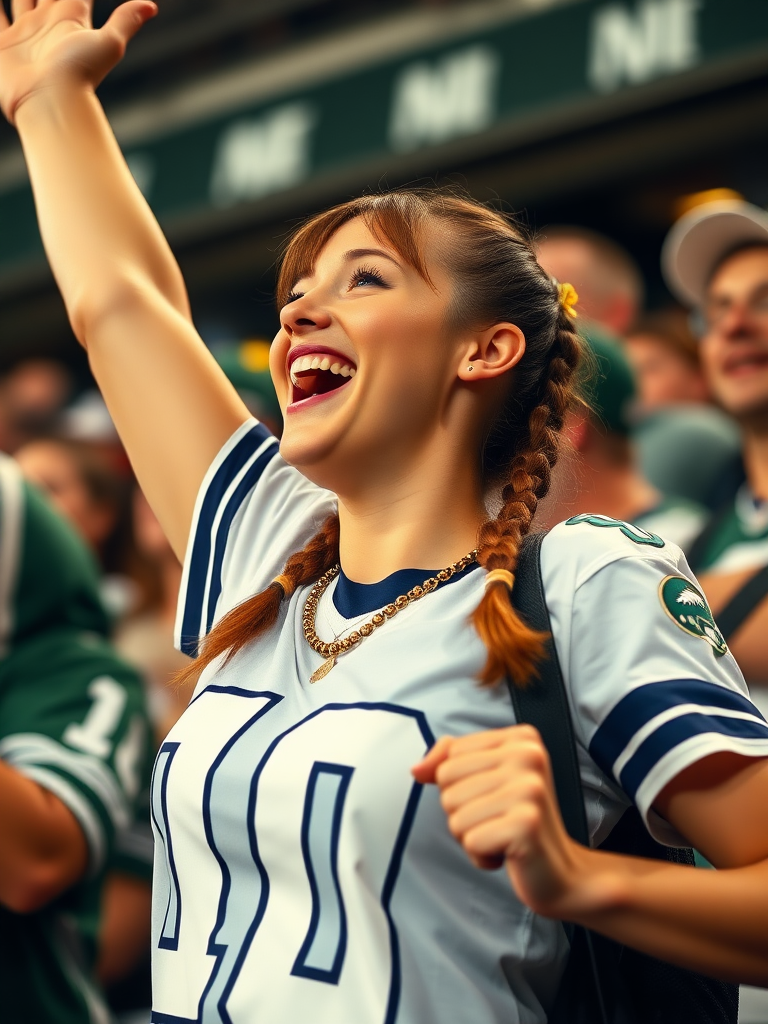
[176,418,337,656]
[541,513,687,590]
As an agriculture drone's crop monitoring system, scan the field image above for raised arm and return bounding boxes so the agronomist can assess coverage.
[0,0,250,556]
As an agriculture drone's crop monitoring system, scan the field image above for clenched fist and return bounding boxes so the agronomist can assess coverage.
[413,725,592,920]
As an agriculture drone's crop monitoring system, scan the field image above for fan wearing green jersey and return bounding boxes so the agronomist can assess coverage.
[0,453,152,1024]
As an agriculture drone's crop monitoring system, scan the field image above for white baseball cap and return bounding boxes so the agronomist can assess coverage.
[661,200,768,308]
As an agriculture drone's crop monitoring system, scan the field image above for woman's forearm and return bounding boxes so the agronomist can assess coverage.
[15,83,190,338]
[418,731,768,987]
[563,845,768,985]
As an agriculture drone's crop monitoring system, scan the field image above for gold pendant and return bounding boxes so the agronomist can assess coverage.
[310,656,336,683]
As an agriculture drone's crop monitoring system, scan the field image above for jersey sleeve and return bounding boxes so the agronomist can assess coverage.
[542,517,768,846]
[0,631,151,875]
[175,418,336,656]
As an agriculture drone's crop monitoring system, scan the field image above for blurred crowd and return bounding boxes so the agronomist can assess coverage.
[2,193,768,1022]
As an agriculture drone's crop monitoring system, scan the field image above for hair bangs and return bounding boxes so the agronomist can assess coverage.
[277,192,440,308]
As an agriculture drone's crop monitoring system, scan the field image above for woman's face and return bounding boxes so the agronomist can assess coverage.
[270,217,469,494]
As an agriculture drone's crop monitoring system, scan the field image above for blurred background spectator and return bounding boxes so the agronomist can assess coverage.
[624,307,711,410]
[14,437,138,620]
[0,359,74,453]
[0,453,153,1024]
[624,306,744,510]
[662,197,768,1024]
[537,329,708,552]
[537,225,644,337]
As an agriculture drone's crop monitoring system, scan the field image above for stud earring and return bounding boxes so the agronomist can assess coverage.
[467,365,474,372]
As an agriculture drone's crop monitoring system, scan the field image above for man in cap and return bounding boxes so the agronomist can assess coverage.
[662,199,768,714]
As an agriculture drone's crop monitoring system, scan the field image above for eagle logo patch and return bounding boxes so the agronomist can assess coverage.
[659,575,728,657]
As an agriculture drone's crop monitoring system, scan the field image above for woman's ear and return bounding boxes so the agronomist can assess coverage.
[457,324,526,382]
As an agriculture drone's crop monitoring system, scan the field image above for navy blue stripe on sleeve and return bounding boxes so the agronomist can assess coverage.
[179,423,277,655]
[204,443,283,634]
[589,678,766,776]
[618,713,768,802]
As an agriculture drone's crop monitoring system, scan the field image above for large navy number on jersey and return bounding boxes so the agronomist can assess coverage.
[150,688,433,1024]
[151,742,182,950]
[292,762,354,984]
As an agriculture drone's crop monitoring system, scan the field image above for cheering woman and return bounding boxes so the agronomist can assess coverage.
[1,3,768,1022]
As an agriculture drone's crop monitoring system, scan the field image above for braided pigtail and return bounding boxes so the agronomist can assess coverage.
[473,307,582,686]
[175,514,340,689]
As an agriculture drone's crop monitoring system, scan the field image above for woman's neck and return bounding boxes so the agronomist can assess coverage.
[336,458,486,583]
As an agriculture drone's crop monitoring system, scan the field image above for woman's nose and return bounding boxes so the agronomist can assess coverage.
[281,295,332,336]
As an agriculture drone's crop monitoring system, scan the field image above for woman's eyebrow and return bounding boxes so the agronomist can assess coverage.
[342,247,402,268]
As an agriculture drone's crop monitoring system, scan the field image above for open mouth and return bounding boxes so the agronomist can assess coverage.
[289,351,357,404]
[723,351,768,376]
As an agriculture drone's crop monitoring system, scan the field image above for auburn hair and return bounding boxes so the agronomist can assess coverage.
[176,187,583,691]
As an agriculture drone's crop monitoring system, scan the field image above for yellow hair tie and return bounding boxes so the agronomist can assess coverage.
[485,568,515,591]
[272,573,295,597]
[557,281,579,319]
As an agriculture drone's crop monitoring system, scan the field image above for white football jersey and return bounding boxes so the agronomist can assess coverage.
[151,420,768,1024]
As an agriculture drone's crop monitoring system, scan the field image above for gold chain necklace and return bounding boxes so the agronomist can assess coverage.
[303,549,478,682]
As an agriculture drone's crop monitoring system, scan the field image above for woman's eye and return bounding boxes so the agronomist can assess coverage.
[284,290,304,306]
[349,266,388,290]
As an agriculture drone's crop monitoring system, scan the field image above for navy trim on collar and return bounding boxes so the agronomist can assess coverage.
[332,563,480,618]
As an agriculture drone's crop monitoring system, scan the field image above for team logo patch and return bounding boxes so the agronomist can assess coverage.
[565,513,665,547]
[658,575,728,657]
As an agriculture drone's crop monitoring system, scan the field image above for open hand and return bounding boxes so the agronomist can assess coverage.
[413,725,589,918]
[0,0,157,124]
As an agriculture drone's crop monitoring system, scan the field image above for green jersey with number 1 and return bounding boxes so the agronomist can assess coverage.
[0,454,151,1024]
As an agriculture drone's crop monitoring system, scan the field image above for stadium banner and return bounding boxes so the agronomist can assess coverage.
[0,0,765,278]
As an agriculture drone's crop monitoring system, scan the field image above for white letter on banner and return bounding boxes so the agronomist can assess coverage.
[210,103,316,208]
[588,0,701,94]
[388,45,500,153]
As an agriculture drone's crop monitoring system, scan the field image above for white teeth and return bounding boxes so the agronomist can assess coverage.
[289,352,357,385]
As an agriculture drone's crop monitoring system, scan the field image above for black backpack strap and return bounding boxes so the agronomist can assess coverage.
[507,532,589,846]
[714,562,768,641]
[507,532,609,1024]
